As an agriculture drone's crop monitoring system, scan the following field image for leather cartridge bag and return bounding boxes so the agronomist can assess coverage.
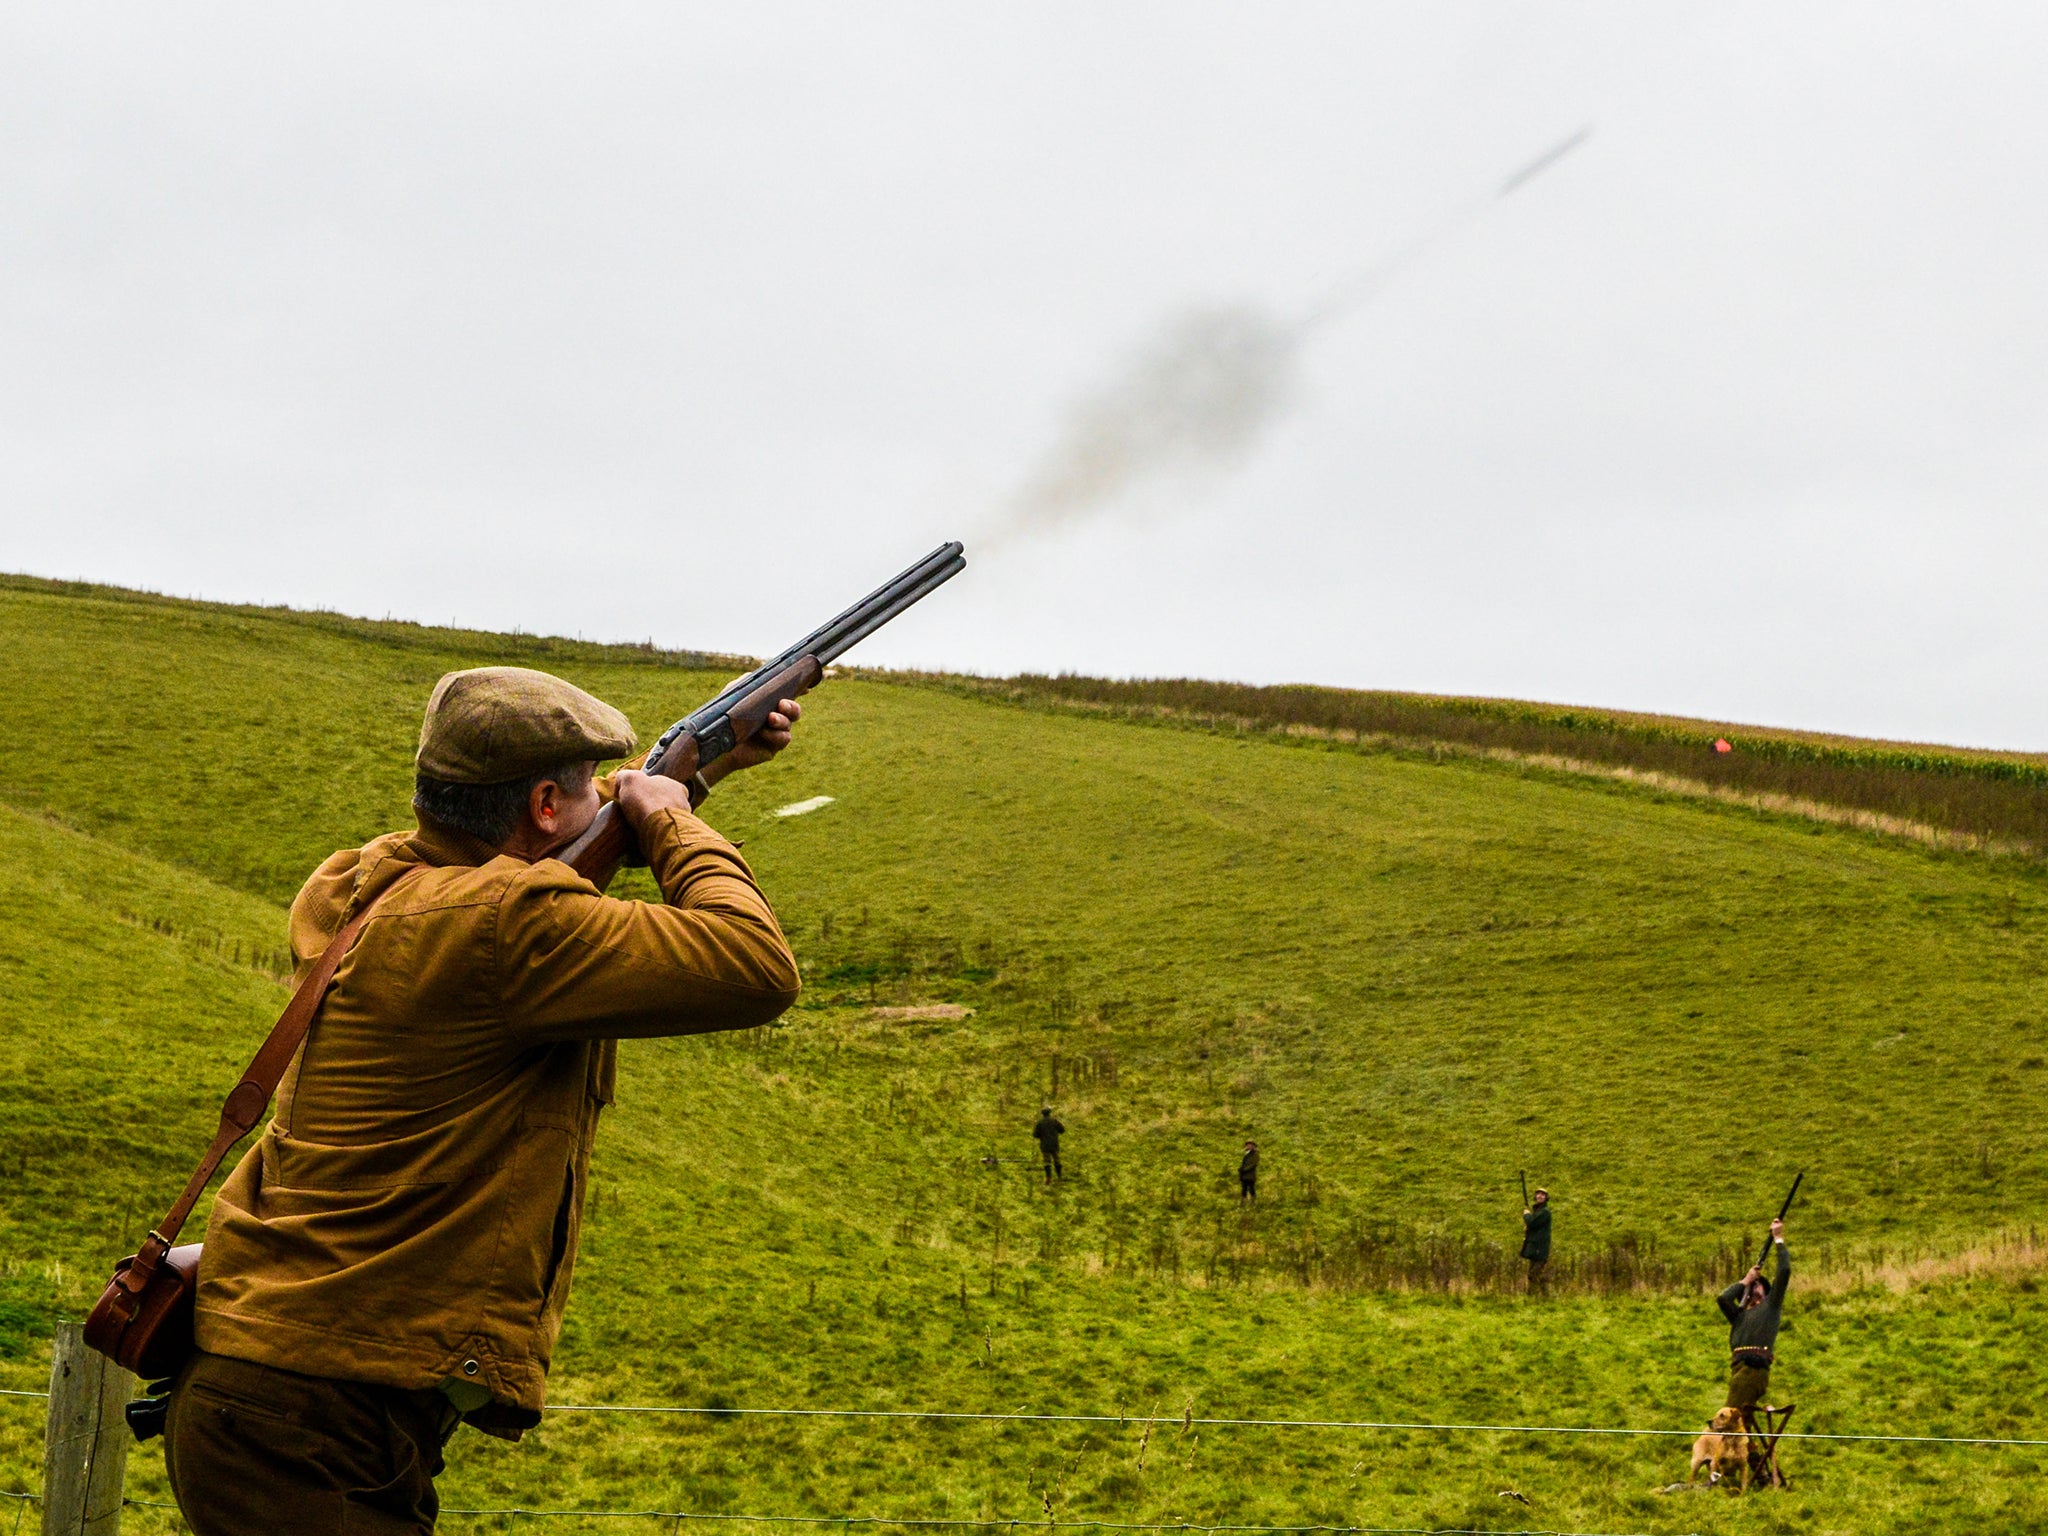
[84,891,396,1378]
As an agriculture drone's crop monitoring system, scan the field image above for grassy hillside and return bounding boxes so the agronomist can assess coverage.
[3,577,2048,1534]
[960,672,2048,854]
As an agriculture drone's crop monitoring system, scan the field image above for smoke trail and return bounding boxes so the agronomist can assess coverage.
[988,127,1592,549]
[992,305,1296,543]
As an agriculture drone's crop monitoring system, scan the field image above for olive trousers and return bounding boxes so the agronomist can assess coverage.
[165,1350,460,1535]
[1726,1360,1773,1414]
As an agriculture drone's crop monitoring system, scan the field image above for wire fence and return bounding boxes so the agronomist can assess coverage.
[7,1383,2048,1449]
[539,1401,2048,1450]
[15,1382,2046,1534]
[436,1514,1680,1536]
[52,1499,1689,1536]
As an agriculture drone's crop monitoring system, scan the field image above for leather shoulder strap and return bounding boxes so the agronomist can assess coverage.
[147,877,410,1248]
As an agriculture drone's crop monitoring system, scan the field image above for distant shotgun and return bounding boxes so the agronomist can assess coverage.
[1755,1170,1804,1270]
[560,540,966,889]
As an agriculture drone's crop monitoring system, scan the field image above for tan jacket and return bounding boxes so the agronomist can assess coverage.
[193,806,799,1433]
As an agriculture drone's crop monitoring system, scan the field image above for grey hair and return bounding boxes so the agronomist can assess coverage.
[413,760,594,846]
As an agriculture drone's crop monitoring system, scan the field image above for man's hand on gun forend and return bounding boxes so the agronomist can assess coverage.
[613,698,805,825]
[725,698,803,771]
[698,697,803,791]
[1771,1218,1785,1243]
[613,769,697,834]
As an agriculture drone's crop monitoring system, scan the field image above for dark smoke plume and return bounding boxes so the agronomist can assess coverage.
[992,306,1295,543]
[987,126,1591,549]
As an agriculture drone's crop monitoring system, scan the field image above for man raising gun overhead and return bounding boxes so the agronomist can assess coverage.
[1520,1187,1551,1295]
[1718,1217,1791,1422]
[163,667,805,1536]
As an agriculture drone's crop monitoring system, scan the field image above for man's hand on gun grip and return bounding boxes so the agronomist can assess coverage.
[612,769,696,835]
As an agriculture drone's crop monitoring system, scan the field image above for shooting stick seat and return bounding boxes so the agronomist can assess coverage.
[1739,1402,1794,1490]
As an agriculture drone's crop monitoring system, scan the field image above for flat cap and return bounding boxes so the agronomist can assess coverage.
[416,666,637,784]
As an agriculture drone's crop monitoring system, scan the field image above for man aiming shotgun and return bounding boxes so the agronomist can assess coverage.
[131,544,966,1535]
[1717,1174,1801,1422]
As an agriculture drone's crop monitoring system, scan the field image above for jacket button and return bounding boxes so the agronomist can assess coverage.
[462,1360,480,1377]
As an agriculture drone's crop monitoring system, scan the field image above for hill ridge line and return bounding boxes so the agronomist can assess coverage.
[0,572,756,674]
[13,568,2038,762]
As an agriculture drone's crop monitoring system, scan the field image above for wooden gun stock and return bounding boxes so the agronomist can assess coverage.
[559,655,823,890]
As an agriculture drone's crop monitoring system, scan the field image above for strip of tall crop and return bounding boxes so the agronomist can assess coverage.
[949,673,2048,855]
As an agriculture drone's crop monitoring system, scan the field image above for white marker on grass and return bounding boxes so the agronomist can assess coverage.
[771,795,836,818]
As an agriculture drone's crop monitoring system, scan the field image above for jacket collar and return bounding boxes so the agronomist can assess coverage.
[331,819,506,925]
[406,817,506,870]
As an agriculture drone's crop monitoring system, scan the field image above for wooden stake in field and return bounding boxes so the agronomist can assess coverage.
[42,1321,134,1535]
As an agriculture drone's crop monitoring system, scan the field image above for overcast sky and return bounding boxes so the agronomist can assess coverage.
[5,5,2046,747]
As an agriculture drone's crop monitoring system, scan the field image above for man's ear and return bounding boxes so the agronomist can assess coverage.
[529,777,561,832]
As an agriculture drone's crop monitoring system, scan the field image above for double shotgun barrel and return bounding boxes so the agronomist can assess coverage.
[560,541,966,887]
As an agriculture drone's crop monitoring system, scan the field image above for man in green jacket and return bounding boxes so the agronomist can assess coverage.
[1520,1188,1552,1294]
[165,667,804,1536]
[1718,1218,1790,1418]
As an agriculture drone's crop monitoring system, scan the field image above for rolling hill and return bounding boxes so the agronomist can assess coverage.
[3,573,2045,1535]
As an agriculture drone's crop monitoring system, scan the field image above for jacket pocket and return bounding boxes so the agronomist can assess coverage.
[186,1378,294,1425]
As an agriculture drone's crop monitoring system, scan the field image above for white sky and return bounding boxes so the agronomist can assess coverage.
[5,5,2046,748]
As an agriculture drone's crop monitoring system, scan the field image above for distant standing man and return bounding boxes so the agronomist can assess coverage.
[1521,1188,1552,1294]
[164,667,804,1536]
[1033,1107,1065,1183]
[1239,1140,1259,1202]
[1718,1218,1791,1422]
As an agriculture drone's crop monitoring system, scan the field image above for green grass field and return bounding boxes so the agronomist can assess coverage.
[961,671,2048,852]
[4,576,2047,1534]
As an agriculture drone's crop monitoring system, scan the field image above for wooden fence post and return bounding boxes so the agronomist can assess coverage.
[41,1323,133,1536]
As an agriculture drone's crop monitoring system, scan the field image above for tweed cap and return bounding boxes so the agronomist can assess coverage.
[416,667,637,784]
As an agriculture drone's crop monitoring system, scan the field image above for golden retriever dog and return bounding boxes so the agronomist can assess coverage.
[1690,1407,1750,1486]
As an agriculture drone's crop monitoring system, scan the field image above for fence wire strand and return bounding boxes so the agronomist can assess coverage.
[541,1401,2048,1450]
[8,1382,2048,1448]
[427,1510,1679,1536]
[114,1501,1673,1535]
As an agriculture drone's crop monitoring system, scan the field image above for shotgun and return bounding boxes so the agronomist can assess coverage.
[1754,1170,1803,1270]
[560,540,966,889]
[1519,1171,1529,1210]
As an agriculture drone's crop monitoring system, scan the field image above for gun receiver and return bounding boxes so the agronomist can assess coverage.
[559,540,965,888]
